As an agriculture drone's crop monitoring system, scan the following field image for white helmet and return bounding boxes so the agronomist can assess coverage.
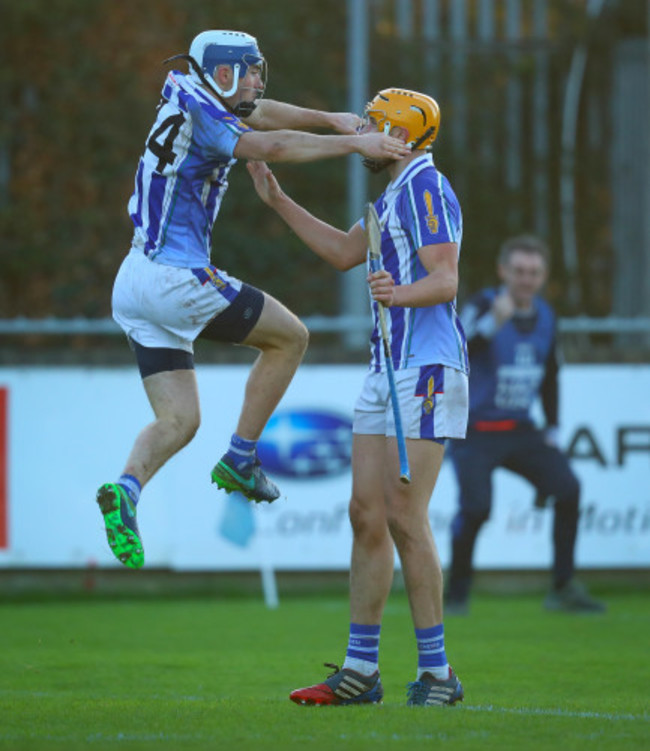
[188,30,266,98]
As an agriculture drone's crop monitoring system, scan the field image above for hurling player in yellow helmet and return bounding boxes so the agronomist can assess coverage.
[248,87,468,707]
[361,88,440,172]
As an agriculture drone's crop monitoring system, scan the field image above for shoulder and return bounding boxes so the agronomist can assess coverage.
[395,159,440,210]
[173,74,251,132]
[407,157,439,189]
[405,162,460,216]
[434,169,460,208]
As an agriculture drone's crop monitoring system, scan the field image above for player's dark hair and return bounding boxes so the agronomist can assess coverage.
[499,234,550,266]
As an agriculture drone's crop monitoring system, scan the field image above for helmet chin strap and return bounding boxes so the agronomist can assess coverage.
[410,126,436,151]
[163,54,259,117]
[232,94,260,118]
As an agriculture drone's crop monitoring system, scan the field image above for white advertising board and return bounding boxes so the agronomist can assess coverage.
[0,364,648,570]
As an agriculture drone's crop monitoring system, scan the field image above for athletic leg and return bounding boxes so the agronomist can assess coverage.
[348,434,395,625]
[384,437,445,628]
[233,292,309,440]
[97,366,200,569]
[197,284,307,440]
[210,292,308,502]
[122,369,201,485]
[288,433,389,706]
[385,437,465,706]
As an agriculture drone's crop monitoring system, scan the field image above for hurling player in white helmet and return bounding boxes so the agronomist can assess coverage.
[249,88,468,707]
[96,32,410,570]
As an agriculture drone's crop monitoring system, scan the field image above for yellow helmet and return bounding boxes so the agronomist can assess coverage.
[364,88,440,150]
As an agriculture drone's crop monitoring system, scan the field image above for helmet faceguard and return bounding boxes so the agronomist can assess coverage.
[165,30,267,117]
[361,88,440,173]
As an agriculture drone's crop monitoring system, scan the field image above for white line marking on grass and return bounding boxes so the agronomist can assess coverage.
[464,704,648,722]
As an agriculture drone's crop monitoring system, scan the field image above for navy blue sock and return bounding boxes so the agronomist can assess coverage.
[118,474,141,506]
[224,433,257,473]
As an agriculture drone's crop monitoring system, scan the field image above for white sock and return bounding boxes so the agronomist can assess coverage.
[418,665,450,681]
[343,656,378,676]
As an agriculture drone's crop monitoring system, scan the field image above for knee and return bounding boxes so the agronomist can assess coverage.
[184,416,200,446]
[386,508,421,550]
[288,318,309,357]
[386,515,407,549]
[349,496,386,546]
[268,316,309,359]
[168,411,200,449]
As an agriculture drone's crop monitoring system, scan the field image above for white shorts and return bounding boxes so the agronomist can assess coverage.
[112,249,243,353]
[353,364,468,441]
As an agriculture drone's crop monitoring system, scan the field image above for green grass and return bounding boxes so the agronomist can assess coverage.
[0,589,648,750]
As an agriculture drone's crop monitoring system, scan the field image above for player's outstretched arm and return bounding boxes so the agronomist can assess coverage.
[243,100,361,134]
[247,160,366,271]
[235,129,410,164]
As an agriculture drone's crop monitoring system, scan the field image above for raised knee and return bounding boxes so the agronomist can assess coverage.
[290,319,309,355]
[185,418,200,445]
[267,317,309,358]
[279,319,309,364]
[170,412,200,448]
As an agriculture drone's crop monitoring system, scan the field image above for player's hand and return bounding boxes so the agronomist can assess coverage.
[368,269,396,307]
[247,160,282,205]
[328,112,363,134]
[358,133,411,160]
[492,290,515,325]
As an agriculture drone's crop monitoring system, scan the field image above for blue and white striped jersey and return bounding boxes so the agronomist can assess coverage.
[365,154,468,374]
[128,71,252,267]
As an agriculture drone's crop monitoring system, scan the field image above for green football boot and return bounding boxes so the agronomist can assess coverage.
[96,483,144,569]
[211,455,280,503]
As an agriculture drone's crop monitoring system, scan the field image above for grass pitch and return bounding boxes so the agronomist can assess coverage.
[0,587,647,750]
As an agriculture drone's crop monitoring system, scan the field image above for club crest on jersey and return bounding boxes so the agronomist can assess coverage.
[193,266,226,290]
[423,190,439,235]
[422,376,435,415]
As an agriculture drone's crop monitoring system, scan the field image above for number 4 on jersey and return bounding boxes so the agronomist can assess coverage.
[147,113,185,172]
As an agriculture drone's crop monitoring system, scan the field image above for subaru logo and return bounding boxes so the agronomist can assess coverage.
[257,409,352,478]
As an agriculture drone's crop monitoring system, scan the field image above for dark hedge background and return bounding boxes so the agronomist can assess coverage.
[0,0,645,331]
